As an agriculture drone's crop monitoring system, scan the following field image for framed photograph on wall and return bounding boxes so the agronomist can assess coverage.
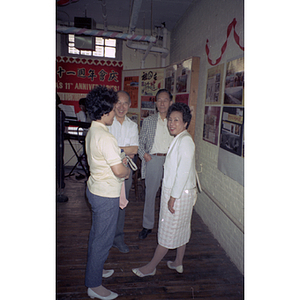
[205,63,224,105]
[124,76,139,109]
[165,65,175,94]
[203,106,221,145]
[224,56,244,106]
[219,107,244,156]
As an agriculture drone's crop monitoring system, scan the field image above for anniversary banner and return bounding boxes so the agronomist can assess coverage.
[56,56,123,112]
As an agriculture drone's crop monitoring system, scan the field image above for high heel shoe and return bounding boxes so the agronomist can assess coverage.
[132,268,156,277]
[87,288,118,300]
[167,261,183,273]
[102,269,114,278]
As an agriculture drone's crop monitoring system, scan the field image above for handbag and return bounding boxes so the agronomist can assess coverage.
[120,150,137,171]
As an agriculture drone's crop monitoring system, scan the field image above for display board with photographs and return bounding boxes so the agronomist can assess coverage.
[219,107,244,156]
[122,57,200,138]
[124,76,139,109]
[140,68,165,120]
[205,64,224,105]
[224,57,244,106]
[203,106,221,146]
[165,58,192,96]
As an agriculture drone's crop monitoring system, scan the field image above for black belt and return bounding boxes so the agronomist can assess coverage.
[152,153,167,156]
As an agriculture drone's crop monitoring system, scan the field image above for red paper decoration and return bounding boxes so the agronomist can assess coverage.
[205,18,244,66]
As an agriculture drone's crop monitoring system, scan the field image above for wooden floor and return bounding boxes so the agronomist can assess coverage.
[57,171,244,300]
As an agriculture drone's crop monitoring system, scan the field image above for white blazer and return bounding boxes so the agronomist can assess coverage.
[163,130,196,199]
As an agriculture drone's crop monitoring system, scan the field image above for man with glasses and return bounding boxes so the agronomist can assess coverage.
[138,89,174,240]
[109,90,139,253]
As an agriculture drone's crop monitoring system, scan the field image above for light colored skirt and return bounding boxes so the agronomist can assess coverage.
[158,185,197,249]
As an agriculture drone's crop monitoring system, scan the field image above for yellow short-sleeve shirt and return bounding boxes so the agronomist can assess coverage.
[85,121,124,198]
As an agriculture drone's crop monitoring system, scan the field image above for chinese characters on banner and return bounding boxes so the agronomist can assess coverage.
[140,69,164,119]
[56,56,123,113]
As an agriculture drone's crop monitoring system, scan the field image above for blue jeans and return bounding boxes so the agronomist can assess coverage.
[85,187,119,287]
[113,169,132,246]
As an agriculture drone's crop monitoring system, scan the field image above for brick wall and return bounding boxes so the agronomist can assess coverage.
[170,0,244,274]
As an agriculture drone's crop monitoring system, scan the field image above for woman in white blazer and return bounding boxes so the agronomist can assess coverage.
[132,102,197,277]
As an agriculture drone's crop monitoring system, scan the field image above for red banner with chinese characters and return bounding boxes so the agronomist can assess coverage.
[56,56,123,113]
[56,56,123,94]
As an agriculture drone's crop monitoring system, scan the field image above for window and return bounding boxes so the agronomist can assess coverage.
[68,34,116,58]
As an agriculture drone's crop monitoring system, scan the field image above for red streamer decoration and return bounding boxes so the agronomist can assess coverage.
[205,18,244,66]
[57,0,79,6]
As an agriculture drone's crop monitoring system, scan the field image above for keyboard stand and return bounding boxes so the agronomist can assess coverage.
[64,121,90,179]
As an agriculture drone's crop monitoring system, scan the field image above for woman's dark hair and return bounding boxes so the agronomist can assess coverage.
[156,88,173,101]
[167,102,192,129]
[86,85,118,121]
[79,98,86,106]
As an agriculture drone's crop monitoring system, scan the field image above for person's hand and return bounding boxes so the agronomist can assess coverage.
[124,164,131,179]
[122,157,128,166]
[168,196,176,214]
[144,153,152,162]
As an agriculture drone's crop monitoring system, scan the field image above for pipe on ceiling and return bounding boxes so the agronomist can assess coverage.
[56,0,169,67]
[126,0,169,68]
[100,0,108,31]
[126,27,169,68]
[128,0,143,34]
[56,25,157,43]
[141,42,153,69]
[161,26,168,67]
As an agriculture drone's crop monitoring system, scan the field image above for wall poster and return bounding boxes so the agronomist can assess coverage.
[216,56,244,186]
[205,63,224,105]
[140,95,156,119]
[165,59,192,104]
[219,107,244,156]
[218,106,244,186]
[165,66,175,94]
[224,57,244,106]
[123,76,139,109]
[126,112,139,126]
[140,68,164,96]
[175,58,192,94]
[140,68,164,120]
[203,106,221,146]
[175,94,189,105]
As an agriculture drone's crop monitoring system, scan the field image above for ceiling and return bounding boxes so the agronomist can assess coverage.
[56,0,195,33]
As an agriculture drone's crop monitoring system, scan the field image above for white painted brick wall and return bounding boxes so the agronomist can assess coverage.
[170,0,244,274]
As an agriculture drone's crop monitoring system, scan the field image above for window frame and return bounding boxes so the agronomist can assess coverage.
[66,34,121,60]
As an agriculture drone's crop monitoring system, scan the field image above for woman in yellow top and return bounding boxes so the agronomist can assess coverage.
[84,86,130,300]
